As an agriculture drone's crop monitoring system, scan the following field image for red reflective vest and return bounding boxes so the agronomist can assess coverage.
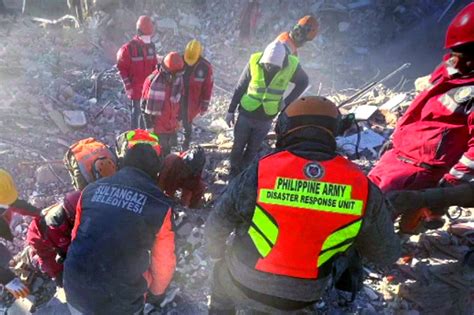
[250,151,368,279]
[183,58,214,123]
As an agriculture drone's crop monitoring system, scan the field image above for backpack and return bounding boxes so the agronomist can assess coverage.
[64,138,117,190]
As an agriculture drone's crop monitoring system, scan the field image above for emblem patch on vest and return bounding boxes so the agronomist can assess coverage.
[304,162,324,180]
[197,69,204,78]
[148,47,155,55]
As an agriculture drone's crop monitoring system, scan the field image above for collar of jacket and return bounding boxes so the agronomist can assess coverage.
[120,166,157,181]
[275,128,337,161]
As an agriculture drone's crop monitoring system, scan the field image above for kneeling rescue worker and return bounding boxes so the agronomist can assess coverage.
[64,131,176,314]
[205,96,401,313]
[368,3,474,233]
[159,145,207,208]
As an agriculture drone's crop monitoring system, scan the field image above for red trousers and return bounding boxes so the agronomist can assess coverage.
[368,150,447,193]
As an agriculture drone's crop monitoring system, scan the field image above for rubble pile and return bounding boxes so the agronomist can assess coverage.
[0,1,473,314]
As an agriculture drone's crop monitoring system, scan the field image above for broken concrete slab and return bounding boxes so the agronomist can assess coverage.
[379,93,407,111]
[35,166,58,186]
[63,110,87,129]
[351,105,379,121]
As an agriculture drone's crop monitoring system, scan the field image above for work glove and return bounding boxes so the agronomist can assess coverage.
[5,278,29,299]
[386,190,424,216]
[225,112,235,128]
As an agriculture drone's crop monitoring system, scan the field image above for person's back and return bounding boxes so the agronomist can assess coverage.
[27,191,81,281]
[206,96,400,313]
[64,142,175,314]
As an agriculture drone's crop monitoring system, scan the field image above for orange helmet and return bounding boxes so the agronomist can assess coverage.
[137,15,154,36]
[296,15,319,41]
[275,96,340,141]
[445,3,474,49]
[162,52,185,74]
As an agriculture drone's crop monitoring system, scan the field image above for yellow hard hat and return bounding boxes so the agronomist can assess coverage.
[184,39,203,66]
[0,169,18,205]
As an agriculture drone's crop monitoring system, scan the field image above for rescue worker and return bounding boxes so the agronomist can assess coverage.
[64,137,175,314]
[275,15,319,56]
[117,15,157,129]
[159,145,206,208]
[206,96,401,313]
[239,0,260,43]
[0,170,34,300]
[181,39,214,150]
[0,243,30,299]
[142,52,185,157]
[0,169,40,242]
[225,41,309,177]
[26,149,117,287]
[26,192,81,287]
[368,3,474,233]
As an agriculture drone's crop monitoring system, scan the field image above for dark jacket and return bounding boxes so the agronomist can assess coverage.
[0,243,14,285]
[205,128,401,302]
[64,167,176,315]
[228,60,309,120]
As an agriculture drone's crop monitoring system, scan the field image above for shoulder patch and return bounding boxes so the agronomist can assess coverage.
[454,86,474,104]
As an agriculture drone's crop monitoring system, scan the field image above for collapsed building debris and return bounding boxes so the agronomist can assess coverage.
[0,0,473,314]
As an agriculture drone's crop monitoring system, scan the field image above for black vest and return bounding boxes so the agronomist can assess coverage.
[64,167,172,314]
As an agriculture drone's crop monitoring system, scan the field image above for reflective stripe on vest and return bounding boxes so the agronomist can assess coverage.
[248,151,368,279]
[240,52,299,116]
[129,40,156,64]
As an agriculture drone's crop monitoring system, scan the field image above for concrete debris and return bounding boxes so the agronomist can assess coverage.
[0,1,472,315]
[62,111,87,129]
[6,296,35,315]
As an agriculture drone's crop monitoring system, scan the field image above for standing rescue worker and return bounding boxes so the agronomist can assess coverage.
[64,137,175,314]
[142,52,185,157]
[206,96,401,313]
[117,15,157,129]
[159,146,207,208]
[368,3,474,233]
[225,41,309,177]
[181,39,214,150]
[276,15,319,56]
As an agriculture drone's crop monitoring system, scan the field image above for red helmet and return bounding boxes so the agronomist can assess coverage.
[445,3,474,49]
[162,52,184,73]
[137,15,154,36]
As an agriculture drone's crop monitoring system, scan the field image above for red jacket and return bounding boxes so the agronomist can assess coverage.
[158,154,206,208]
[392,57,474,184]
[141,69,183,134]
[117,36,157,100]
[183,57,214,123]
[26,191,80,278]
